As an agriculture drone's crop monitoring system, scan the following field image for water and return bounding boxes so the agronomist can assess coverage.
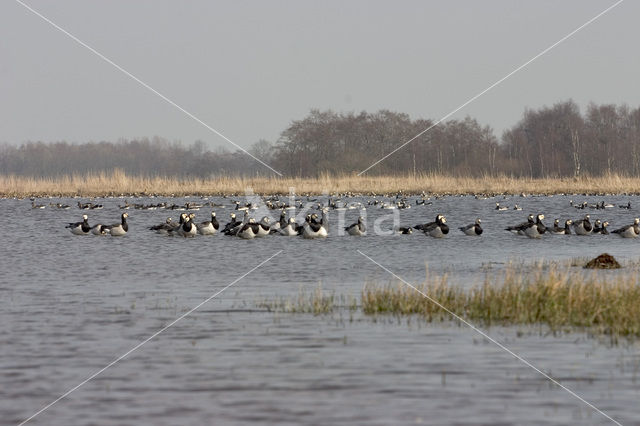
[2,194,640,425]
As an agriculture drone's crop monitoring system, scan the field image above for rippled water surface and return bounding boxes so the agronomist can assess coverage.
[3,194,640,425]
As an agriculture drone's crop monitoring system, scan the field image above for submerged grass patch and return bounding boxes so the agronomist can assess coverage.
[259,264,640,339]
[362,265,640,337]
[256,285,357,315]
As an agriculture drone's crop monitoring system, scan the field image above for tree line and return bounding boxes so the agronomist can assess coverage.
[1,100,639,178]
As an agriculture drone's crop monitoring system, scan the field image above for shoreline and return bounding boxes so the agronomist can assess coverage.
[2,171,640,198]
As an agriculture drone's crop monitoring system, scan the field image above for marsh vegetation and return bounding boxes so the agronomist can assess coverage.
[258,263,640,339]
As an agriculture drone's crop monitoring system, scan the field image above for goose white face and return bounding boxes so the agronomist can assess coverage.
[538,214,544,220]
[123,213,128,218]
[635,218,640,225]
[82,214,88,220]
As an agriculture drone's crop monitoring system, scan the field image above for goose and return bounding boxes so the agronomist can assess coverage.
[459,218,482,236]
[66,214,90,235]
[345,216,366,236]
[592,219,603,234]
[91,223,108,235]
[612,218,640,238]
[150,217,176,235]
[505,214,534,235]
[397,226,413,234]
[237,218,259,239]
[255,217,271,237]
[599,221,610,235]
[31,200,45,209]
[416,214,449,238]
[176,214,197,237]
[302,210,328,239]
[105,212,129,236]
[522,214,546,239]
[495,203,508,211]
[619,202,632,209]
[513,204,522,211]
[279,217,300,236]
[223,213,241,235]
[572,214,592,235]
[197,212,219,235]
[551,219,572,235]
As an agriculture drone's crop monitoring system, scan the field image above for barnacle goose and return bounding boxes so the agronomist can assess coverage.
[505,214,534,235]
[459,218,482,236]
[415,214,449,238]
[105,212,129,236]
[197,212,219,235]
[66,214,90,235]
[572,214,592,235]
[345,216,366,236]
[612,218,640,238]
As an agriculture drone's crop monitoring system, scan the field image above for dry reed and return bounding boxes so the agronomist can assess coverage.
[3,170,640,197]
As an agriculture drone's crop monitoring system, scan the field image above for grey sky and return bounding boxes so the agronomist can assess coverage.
[1,1,637,152]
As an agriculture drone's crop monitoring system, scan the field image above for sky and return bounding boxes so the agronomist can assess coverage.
[1,0,638,155]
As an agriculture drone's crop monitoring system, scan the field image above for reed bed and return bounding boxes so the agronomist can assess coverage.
[3,171,640,197]
[258,264,640,338]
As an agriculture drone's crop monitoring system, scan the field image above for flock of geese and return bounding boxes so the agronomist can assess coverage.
[64,206,640,239]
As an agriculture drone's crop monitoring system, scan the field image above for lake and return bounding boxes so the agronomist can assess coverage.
[2,193,640,425]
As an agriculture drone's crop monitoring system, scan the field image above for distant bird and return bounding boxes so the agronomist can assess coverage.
[619,201,632,209]
[66,214,90,235]
[459,218,482,236]
[345,216,366,236]
[513,204,522,211]
[495,203,508,211]
[397,226,413,235]
[31,200,45,209]
[612,218,640,238]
